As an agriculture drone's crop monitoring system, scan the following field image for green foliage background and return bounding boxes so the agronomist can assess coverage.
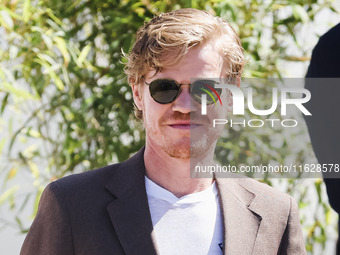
[0,0,339,253]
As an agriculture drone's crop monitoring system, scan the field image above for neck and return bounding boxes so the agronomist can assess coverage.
[144,141,215,198]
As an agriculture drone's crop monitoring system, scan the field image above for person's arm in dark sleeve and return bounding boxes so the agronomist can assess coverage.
[20,182,74,255]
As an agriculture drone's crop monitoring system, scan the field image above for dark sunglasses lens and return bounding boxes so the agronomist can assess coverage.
[149,79,179,104]
[191,80,222,104]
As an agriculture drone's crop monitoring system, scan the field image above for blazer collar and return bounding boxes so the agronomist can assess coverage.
[105,147,159,255]
[216,177,262,255]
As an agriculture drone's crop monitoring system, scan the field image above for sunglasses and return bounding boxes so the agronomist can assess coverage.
[145,79,222,104]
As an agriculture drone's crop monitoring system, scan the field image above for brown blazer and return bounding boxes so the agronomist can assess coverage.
[21,147,306,255]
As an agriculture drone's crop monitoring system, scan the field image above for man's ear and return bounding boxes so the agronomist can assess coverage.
[132,84,144,111]
[236,77,240,88]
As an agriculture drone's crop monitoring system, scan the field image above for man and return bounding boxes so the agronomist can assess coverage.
[304,23,340,254]
[21,9,306,255]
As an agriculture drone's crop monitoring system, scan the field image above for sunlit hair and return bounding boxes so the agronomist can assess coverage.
[124,8,245,120]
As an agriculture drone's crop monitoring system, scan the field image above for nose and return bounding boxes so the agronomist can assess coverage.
[172,86,198,114]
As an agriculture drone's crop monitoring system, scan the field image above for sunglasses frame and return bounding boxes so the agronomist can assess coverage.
[145,78,222,105]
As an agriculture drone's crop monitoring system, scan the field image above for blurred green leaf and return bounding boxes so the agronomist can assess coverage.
[54,37,70,66]
[1,83,37,100]
[0,186,19,207]
[0,138,6,155]
[77,44,92,67]
[0,93,9,115]
[293,5,310,23]
[0,10,14,29]
[23,0,31,23]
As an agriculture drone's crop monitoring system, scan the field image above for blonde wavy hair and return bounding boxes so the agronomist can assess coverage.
[124,8,245,120]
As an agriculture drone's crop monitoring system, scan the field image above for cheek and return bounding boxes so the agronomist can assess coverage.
[143,106,156,124]
[142,97,164,125]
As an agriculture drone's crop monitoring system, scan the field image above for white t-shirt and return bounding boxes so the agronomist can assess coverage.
[145,176,224,255]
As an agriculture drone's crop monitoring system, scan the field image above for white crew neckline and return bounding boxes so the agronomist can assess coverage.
[145,176,218,205]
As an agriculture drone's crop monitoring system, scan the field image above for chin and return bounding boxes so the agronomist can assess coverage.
[150,131,219,160]
[167,146,190,159]
[162,139,211,160]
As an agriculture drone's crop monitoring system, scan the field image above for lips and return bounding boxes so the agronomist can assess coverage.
[167,121,202,129]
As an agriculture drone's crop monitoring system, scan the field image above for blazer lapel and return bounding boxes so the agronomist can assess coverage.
[216,178,262,255]
[105,148,159,255]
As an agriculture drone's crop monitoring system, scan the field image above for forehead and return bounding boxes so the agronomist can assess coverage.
[147,41,224,80]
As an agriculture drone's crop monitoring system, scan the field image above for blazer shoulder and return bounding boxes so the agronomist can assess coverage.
[236,177,289,197]
[234,177,293,211]
[54,162,121,191]
[54,147,145,192]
